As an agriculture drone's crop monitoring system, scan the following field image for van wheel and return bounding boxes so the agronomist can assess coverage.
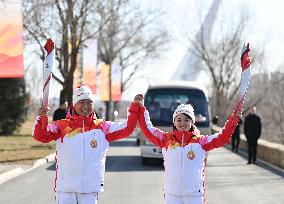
[142,157,149,165]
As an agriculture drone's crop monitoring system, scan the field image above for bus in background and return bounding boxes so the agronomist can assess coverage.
[137,81,211,165]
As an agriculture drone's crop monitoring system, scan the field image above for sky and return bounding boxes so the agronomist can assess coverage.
[121,0,284,100]
[20,0,284,103]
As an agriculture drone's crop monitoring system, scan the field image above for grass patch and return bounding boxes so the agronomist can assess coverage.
[0,117,55,166]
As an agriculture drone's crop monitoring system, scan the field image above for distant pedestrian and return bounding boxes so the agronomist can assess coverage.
[96,107,106,119]
[53,100,67,121]
[231,119,242,153]
[244,106,262,164]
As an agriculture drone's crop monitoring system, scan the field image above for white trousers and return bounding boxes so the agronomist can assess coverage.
[164,194,204,204]
[56,192,98,204]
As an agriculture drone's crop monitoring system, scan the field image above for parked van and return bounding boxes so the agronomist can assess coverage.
[137,81,211,164]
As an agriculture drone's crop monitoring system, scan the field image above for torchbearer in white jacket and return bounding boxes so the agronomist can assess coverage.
[33,85,142,204]
[138,101,240,204]
[136,44,251,204]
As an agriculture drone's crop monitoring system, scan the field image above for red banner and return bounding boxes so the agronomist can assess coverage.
[100,64,110,101]
[73,39,97,93]
[83,39,97,93]
[111,64,121,101]
[0,0,24,78]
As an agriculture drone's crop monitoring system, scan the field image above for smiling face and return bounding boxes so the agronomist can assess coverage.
[74,99,94,116]
[173,113,193,131]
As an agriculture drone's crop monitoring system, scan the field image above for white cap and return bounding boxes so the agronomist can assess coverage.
[73,85,95,105]
[173,104,195,123]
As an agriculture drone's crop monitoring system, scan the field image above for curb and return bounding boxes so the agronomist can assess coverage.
[0,152,56,185]
[224,145,284,176]
[0,168,26,185]
[32,152,56,168]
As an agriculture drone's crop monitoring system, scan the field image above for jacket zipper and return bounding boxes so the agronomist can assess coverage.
[181,132,184,195]
[82,118,85,191]
[83,117,85,132]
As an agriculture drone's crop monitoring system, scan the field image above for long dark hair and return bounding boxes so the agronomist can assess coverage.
[173,113,194,132]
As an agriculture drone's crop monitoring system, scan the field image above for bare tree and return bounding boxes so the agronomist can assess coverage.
[23,0,103,104]
[23,0,169,120]
[266,73,284,144]
[244,69,284,112]
[186,9,264,122]
[97,0,169,119]
[24,62,43,115]
[246,70,284,144]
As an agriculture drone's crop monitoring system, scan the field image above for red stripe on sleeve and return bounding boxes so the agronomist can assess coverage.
[33,116,61,143]
[201,116,238,151]
[105,102,139,142]
[138,107,166,148]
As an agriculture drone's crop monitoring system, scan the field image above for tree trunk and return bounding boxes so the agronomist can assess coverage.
[104,101,113,121]
[61,74,74,107]
[215,90,222,122]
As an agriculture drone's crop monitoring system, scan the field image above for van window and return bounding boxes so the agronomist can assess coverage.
[145,88,209,127]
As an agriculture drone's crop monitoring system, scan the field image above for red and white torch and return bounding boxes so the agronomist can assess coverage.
[234,43,251,115]
[41,38,55,129]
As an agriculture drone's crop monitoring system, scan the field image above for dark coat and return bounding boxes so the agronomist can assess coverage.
[244,113,261,141]
[232,119,242,138]
[232,123,240,138]
[53,108,67,121]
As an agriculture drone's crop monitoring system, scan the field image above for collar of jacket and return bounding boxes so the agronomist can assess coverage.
[170,128,200,146]
[65,108,96,129]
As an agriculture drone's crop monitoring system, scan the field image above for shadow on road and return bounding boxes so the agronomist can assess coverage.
[223,145,284,178]
[46,162,56,171]
[46,138,164,172]
[45,156,163,172]
[106,155,163,172]
[109,140,137,147]
[206,163,247,167]
[259,162,284,177]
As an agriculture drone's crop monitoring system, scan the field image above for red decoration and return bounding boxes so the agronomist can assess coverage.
[44,38,55,54]
[241,43,251,71]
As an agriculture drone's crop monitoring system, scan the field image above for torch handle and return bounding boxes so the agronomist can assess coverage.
[41,115,48,130]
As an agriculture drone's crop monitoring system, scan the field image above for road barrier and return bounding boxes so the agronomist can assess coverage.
[212,125,284,169]
[238,134,284,169]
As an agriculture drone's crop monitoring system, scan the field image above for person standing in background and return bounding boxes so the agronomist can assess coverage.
[244,106,262,164]
[231,119,242,153]
[53,100,67,121]
[97,107,106,119]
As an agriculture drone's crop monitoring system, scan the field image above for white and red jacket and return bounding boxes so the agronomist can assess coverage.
[139,107,238,196]
[33,102,139,193]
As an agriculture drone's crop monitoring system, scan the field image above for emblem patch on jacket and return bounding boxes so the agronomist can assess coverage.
[187,150,195,160]
[90,139,97,148]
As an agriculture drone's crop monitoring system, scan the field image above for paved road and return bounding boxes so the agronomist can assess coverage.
[205,147,284,204]
[0,138,283,204]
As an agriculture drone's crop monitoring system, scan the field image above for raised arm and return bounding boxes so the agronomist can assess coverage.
[138,105,167,148]
[104,95,141,142]
[33,106,61,143]
[201,112,240,151]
